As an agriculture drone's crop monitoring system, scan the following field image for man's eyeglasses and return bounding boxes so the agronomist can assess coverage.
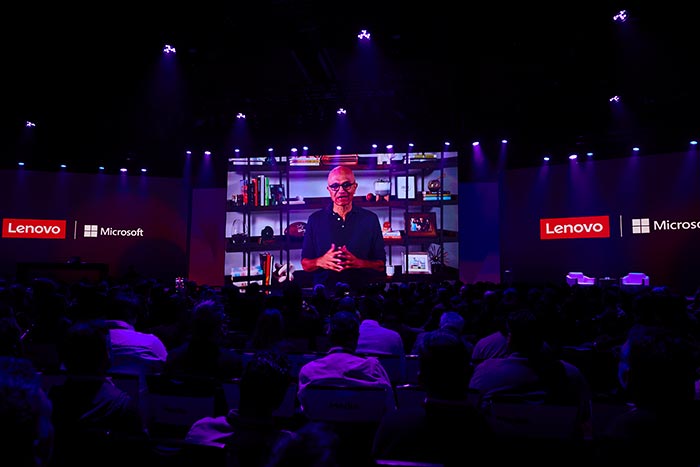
[328,182,357,192]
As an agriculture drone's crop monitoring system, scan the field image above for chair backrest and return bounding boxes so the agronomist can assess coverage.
[404,354,420,385]
[144,374,220,439]
[621,272,650,286]
[482,394,581,440]
[358,353,405,385]
[566,272,583,286]
[300,385,389,423]
[287,352,323,379]
[395,383,427,409]
[221,378,298,418]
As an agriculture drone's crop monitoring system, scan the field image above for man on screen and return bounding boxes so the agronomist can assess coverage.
[301,165,386,293]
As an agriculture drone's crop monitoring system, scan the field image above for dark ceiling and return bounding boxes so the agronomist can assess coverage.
[2,1,697,177]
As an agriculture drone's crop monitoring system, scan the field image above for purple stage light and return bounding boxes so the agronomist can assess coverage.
[609,95,621,102]
[613,10,627,23]
[26,121,36,127]
[569,154,578,160]
[336,108,347,115]
[236,113,246,119]
[357,29,371,40]
[163,44,176,54]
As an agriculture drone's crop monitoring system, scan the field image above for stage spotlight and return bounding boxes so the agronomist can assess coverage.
[18,162,25,166]
[543,156,550,162]
[336,108,347,115]
[613,10,627,23]
[501,139,508,144]
[569,154,578,160]
[163,44,176,54]
[236,113,246,119]
[472,141,479,146]
[26,121,36,127]
[632,147,640,152]
[357,29,371,40]
[690,140,698,146]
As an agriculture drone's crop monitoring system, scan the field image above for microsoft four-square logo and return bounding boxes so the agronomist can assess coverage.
[632,218,650,234]
[84,224,98,238]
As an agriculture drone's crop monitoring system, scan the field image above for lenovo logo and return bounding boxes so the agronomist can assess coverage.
[540,215,610,240]
[2,218,67,239]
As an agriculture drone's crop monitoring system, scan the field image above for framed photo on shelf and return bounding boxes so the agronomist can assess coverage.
[406,252,431,274]
[395,175,416,199]
[404,212,438,238]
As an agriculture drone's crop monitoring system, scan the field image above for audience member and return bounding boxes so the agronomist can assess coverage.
[48,320,148,439]
[411,311,473,360]
[185,351,294,466]
[264,421,340,467]
[297,310,395,412]
[102,291,168,374]
[0,315,25,357]
[355,294,406,382]
[596,323,700,465]
[0,356,54,467]
[373,331,493,466]
[165,298,243,380]
[469,309,592,437]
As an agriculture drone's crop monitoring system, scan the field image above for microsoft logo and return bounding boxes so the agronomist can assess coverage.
[84,224,98,238]
[632,218,650,234]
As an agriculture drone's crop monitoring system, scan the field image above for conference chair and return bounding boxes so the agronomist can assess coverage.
[566,272,596,287]
[620,272,650,288]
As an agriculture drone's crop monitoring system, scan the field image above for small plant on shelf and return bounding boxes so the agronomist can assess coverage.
[428,244,447,266]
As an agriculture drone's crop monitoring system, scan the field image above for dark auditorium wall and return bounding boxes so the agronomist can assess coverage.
[0,170,189,282]
[500,151,700,296]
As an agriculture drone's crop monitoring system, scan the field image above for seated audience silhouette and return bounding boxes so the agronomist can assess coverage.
[48,320,148,440]
[102,290,168,375]
[0,356,54,467]
[373,331,493,466]
[264,421,341,467]
[297,310,395,466]
[165,298,243,380]
[297,310,395,412]
[355,294,406,382]
[596,323,700,465]
[469,309,592,437]
[185,350,294,466]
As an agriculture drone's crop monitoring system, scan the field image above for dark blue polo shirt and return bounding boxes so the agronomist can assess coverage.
[301,203,387,290]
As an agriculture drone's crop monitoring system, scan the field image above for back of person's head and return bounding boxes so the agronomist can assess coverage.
[190,299,225,341]
[439,311,464,335]
[105,290,142,324]
[264,421,339,467]
[282,281,304,306]
[327,311,360,350]
[0,356,53,467]
[357,295,383,321]
[506,308,545,355]
[0,316,23,357]
[618,324,696,407]
[250,308,285,350]
[334,296,356,313]
[59,320,111,375]
[239,351,291,416]
[418,331,469,399]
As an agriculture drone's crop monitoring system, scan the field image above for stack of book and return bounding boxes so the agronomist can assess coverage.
[422,191,452,201]
[289,155,321,166]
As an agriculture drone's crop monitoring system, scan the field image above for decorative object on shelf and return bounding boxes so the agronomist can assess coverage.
[259,253,274,286]
[395,175,416,199]
[273,263,295,282]
[231,219,248,244]
[427,177,442,193]
[374,178,391,196]
[261,226,275,244]
[406,252,431,274]
[269,184,286,205]
[428,244,447,273]
[382,221,402,239]
[284,222,306,238]
[404,212,438,238]
[320,154,359,165]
